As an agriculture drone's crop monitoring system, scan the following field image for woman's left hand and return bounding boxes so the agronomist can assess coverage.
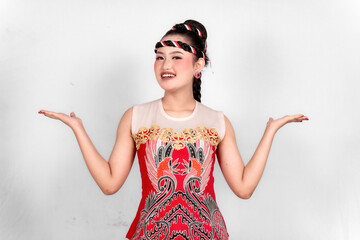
[266,114,309,132]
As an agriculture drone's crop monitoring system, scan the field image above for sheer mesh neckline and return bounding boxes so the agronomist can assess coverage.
[158,98,198,121]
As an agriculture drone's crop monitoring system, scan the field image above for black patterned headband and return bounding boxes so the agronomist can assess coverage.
[172,23,204,39]
[154,40,205,59]
[171,23,207,52]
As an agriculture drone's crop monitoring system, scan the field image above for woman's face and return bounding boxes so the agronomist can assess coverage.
[154,34,203,94]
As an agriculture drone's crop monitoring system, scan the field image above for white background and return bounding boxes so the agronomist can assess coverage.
[1,0,360,239]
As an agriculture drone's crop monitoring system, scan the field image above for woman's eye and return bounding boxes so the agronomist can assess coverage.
[173,56,182,60]
[156,56,164,60]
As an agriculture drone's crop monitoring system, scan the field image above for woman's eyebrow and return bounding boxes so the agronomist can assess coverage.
[156,50,184,55]
[170,51,184,55]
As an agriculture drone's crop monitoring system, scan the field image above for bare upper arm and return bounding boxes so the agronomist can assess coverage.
[217,115,249,198]
[107,107,137,192]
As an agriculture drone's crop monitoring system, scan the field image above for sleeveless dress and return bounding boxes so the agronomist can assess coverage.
[126,98,229,240]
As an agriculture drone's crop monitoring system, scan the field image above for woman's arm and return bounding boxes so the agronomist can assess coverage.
[216,114,308,199]
[38,107,136,195]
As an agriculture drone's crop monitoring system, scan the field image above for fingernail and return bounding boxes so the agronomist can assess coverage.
[305,118,309,120]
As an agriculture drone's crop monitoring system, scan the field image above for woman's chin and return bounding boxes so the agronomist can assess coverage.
[159,86,175,92]
[157,81,174,90]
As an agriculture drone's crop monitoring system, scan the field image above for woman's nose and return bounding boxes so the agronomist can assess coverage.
[163,58,172,69]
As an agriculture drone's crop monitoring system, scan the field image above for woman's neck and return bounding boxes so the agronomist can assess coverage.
[162,90,196,117]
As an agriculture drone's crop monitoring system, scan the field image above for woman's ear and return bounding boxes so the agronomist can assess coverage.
[194,58,205,72]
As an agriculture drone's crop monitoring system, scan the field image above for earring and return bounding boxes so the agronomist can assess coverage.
[194,72,202,79]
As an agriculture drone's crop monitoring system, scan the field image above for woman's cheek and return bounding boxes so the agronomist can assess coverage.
[175,58,193,71]
[154,60,159,68]
[154,61,161,73]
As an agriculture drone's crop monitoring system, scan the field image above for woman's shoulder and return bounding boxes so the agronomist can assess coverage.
[120,99,159,127]
[196,101,226,140]
[197,101,224,118]
[130,98,161,135]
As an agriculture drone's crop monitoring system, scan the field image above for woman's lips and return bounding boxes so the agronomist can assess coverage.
[161,72,176,79]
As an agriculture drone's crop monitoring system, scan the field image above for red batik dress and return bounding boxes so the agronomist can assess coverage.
[126,98,229,240]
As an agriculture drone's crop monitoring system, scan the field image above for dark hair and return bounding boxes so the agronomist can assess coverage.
[162,20,209,102]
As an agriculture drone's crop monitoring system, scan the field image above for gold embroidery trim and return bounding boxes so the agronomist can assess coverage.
[132,124,221,150]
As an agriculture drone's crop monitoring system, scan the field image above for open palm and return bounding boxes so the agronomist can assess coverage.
[267,114,309,132]
[38,110,83,129]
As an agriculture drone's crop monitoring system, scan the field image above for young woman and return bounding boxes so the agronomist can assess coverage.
[38,20,309,240]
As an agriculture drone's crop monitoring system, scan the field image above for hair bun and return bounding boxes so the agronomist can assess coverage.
[184,19,208,41]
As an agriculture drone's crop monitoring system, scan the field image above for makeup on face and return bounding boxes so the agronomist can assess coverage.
[155,47,195,81]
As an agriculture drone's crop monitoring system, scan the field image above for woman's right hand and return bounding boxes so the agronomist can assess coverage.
[38,110,83,130]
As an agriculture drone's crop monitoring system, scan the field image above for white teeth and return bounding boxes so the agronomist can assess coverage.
[162,74,175,78]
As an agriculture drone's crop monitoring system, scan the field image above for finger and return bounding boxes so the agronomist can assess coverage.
[38,110,61,119]
[299,114,309,120]
[296,114,309,122]
[293,114,308,119]
[70,112,75,117]
[38,110,52,116]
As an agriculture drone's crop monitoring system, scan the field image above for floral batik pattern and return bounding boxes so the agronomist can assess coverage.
[130,124,229,240]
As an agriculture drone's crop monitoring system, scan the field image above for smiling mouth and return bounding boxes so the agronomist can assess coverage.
[161,74,176,78]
